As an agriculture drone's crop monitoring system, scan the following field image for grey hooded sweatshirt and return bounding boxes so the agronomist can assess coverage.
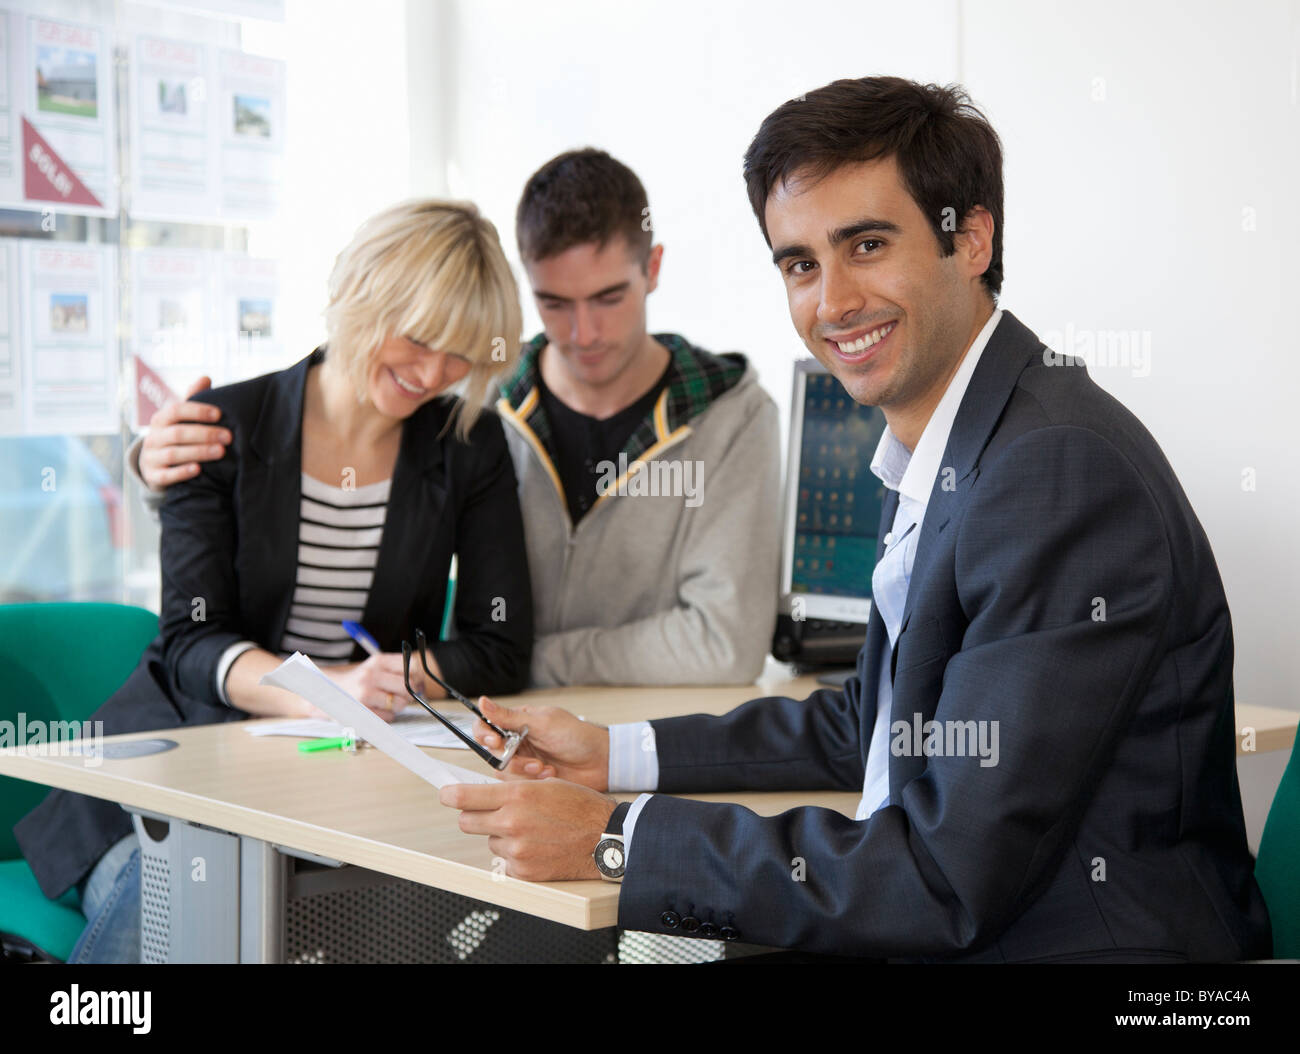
[496,332,781,687]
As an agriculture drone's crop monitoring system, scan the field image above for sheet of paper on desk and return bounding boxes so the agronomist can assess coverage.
[259,653,497,788]
[245,712,475,750]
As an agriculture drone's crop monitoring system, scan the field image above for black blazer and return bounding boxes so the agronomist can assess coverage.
[617,311,1272,962]
[17,348,532,898]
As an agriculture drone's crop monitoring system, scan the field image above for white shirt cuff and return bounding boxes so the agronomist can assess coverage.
[215,641,258,706]
[622,793,654,867]
[608,720,659,792]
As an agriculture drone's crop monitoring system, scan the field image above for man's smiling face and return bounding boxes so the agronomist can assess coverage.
[765,155,987,420]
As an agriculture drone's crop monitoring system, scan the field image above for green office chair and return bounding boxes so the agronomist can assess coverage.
[1256,733,1300,958]
[0,602,157,962]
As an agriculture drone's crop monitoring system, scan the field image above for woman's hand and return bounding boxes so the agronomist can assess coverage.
[319,653,431,723]
[471,697,610,790]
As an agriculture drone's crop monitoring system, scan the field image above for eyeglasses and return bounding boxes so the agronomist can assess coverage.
[400,629,527,771]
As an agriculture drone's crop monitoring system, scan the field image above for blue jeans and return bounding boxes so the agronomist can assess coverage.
[68,833,141,964]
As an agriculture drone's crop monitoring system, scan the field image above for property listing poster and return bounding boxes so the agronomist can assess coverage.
[129,35,285,223]
[18,241,117,436]
[130,248,284,427]
[0,8,117,217]
[218,250,280,380]
[216,47,283,219]
[129,0,284,20]
[129,246,207,427]
[0,238,21,434]
[129,35,211,222]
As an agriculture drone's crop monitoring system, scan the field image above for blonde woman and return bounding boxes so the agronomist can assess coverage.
[17,200,533,962]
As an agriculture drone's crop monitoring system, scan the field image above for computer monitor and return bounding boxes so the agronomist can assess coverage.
[778,359,888,627]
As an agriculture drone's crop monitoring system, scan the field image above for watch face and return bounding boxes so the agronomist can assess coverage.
[595,837,625,878]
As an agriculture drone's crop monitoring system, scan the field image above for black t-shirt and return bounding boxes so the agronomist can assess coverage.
[537,358,673,525]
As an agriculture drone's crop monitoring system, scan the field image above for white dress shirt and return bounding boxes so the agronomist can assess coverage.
[608,308,1005,858]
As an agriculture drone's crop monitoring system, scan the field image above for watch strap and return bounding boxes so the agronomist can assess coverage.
[606,800,632,836]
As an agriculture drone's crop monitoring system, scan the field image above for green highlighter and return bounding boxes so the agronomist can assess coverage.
[298,736,356,753]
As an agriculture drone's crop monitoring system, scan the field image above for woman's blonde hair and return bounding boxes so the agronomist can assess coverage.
[323,199,523,439]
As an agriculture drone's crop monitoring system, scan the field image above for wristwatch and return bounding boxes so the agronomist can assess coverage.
[593,801,632,882]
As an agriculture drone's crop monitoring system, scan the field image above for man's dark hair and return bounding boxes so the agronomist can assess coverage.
[516,148,653,267]
[743,76,1004,299]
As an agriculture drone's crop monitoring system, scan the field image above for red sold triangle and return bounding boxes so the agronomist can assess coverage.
[22,117,103,208]
[135,355,180,429]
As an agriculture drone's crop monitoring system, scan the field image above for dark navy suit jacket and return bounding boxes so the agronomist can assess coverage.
[619,310,1271,962]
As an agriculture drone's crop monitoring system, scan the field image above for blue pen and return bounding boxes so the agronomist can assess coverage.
[341,620,381,657]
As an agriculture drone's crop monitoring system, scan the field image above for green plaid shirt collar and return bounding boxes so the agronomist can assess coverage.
[498,332,745,464]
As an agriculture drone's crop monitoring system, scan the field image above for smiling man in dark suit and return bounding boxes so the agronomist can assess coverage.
[440,75,1272,962]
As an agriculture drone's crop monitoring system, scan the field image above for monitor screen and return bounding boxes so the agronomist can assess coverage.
[780,362,888,624]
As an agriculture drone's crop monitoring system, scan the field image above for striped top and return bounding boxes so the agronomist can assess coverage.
[279,473,392,663]
[213,470,392,701]
[213,473,393,704]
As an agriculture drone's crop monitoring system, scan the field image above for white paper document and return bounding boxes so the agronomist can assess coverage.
[260,652,497,788]
[246,710,475,750]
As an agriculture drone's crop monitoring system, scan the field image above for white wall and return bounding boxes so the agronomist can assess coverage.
[964,0,1300,723]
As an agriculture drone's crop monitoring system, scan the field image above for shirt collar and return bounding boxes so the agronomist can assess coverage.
[869,307,1004,508]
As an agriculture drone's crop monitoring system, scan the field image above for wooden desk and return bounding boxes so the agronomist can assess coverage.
[0,671,1292,949]
[1235,702,1298,755]
[0,673,857,939]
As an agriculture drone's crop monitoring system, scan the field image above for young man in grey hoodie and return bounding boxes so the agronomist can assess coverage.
[500,149,780,686]
[132,149,781,689]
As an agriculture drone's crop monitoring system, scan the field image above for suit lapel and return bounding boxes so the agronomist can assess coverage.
[880,312,1044,797]
[860,487,898,760]
[357,402,449,652]
[240,350,316,648]
[896,310,1042,640]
